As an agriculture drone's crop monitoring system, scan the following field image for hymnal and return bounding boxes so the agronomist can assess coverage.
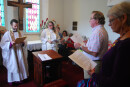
[15,37,26,44]
[38,54,52,61]
[70,33,84,45]
[69,50,97,71]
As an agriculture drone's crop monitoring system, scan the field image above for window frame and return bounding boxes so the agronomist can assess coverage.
[24,0,40,34]
[0,0,5,26]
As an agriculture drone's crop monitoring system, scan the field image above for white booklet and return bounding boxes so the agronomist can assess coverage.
[69,50,97,71]
[70,33,84,45]
[38,54,52,61]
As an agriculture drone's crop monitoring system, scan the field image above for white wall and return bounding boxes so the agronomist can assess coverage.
[63,0,119,42]
[48,0,64,31]
[40,0,49,22]
[4,0,18,30]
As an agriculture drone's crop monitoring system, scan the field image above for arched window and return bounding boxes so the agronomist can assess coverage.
[25,0,40,33]
[0,0,5,26]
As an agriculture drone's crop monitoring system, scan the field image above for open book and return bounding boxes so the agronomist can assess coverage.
[70,33,84,45]
[69,50,97,71]
[38,54,52,61]
[15,37,26,44]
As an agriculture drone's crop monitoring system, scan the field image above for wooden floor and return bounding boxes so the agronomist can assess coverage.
[0,60,83,87]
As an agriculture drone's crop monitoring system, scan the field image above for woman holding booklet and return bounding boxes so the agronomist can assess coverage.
[77,1,130,87]
[41,21,57,51]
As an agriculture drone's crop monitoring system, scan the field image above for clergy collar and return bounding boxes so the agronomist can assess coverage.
[10,28,18,32]
[13,30,17,32]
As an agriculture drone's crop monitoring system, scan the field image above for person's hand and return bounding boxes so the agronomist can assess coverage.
[55,40,59,43]
[11,41,15,45]
[88,68,95,76]
[48,40,52,44]
[74,43,81,49]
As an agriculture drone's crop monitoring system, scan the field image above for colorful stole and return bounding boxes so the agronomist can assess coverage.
[46,29,52,50]
[46,29,51,40]
[10,29,23,73]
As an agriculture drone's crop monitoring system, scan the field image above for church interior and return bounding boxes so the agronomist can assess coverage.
[0,0,127,87]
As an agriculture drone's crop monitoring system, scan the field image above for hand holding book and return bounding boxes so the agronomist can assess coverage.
[14,37,26,44]
[88,68,95,76]
[70,33,84,46]
[69,50,97,71]
[74,43,81,49]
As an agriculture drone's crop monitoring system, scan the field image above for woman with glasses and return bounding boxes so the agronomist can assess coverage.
[41,21,57,51]
[77,1,130,87]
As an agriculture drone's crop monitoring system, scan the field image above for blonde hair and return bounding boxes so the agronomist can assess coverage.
[107,1,130,26]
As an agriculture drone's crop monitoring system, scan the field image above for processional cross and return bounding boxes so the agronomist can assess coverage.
[8,0,32,30]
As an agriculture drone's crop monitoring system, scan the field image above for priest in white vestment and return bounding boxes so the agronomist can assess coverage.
[41,21,57,51]
[0,19,28,85]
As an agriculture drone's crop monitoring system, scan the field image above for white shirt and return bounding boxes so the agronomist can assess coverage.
[83,25,108,60]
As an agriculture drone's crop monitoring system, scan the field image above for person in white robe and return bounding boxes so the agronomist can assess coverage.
[41,21,57,51]
[0,19,28,85]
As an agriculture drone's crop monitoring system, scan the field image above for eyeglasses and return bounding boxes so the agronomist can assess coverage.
[48,25,53,26]
[109,17,117,24]
[90,18,95,20]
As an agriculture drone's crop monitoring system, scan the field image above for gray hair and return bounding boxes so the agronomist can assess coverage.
[107,1,130,26]
[92,11,105,25]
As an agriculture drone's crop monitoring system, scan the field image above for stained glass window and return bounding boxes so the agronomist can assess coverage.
[25,0,40,33]
[0,0,5,26]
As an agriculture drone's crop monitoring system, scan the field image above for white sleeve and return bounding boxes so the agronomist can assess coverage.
[0,31,10,51]
[41,30,48,44]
